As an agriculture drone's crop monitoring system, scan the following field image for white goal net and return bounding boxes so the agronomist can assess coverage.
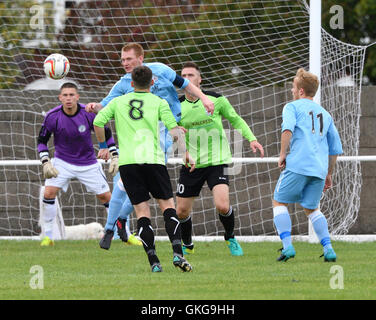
[0,0,366,238]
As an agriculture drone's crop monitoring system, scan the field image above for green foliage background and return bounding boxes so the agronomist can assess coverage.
[0,0,375,89]
[322,0,376,84]
[0,0,56,89]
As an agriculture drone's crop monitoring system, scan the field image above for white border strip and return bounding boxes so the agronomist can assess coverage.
[1,235,375,242]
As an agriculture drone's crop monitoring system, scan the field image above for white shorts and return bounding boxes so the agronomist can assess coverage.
[45,158,110,194]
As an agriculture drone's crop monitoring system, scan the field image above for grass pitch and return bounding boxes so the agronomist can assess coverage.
[0,240,375,300]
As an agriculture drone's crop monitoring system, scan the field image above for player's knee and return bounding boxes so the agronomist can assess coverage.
[43,188,57,200]
[216,203,230,215]
[97,191,111,203]
[272,199,287,208]
[176,205,191,219]
[303,207,318,216]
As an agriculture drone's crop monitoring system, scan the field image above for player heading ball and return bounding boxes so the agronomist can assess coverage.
[93,66,195,273]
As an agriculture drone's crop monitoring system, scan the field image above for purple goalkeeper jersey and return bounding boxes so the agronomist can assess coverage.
[37,103,115,166]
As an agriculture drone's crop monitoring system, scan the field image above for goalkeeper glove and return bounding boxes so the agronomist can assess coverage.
[41,156,59,179]
[108,146,119,176]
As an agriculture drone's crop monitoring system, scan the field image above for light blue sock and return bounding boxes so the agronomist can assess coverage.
[273,206,292,250]
[118,195,133,220]
[308,210,332,253]
[119,194,134,233]
[105,182,127,231]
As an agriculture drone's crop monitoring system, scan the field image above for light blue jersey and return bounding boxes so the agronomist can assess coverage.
[101,62,188,235]
[100,62,189,122]
[282,98,343,179]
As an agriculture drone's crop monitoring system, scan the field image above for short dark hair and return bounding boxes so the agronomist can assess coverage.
[132,66,153,89]
[60,82,78,92]
[182,61,200,73]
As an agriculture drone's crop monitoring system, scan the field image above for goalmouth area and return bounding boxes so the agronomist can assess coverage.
[0,86,375,240]
[0,0,375,241]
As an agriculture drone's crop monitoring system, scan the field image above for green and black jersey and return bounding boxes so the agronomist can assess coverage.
[94,91,177,166]
[178,91,256,168]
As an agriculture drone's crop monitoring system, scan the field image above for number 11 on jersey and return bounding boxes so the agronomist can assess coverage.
[309,111,323,135]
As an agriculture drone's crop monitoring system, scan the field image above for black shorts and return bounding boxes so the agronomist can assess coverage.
[119,164,173,205]
[176,164,229,198]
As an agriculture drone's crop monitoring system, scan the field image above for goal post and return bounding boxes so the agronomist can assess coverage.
[0,0,373,241]
[308,0,321,243]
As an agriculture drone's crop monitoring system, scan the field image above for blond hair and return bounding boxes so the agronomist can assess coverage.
[122,43,144,57]
[295,68,319,97]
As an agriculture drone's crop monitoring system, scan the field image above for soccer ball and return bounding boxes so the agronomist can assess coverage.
[43,53,70,80]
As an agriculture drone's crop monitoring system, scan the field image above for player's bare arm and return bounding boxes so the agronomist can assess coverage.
[184,82,214,115]
[85,102,103,114]
[250,140,265,158]
[279,130,292,170]
[169,126,195,172]
[184,150,196,172]
[94,125,110,160]
[324,155,338,191]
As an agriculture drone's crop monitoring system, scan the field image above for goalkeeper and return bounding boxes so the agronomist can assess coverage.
[176,62,264,256]
[85,43,215,250]
[37,82,116,246]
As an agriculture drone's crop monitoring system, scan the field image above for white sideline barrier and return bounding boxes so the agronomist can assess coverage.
[2,235,376,242]
[1,156,376,166]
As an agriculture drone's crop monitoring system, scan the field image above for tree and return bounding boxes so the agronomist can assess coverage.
[322,0,376,84]
[134,0,308,88]
[56,0,311,88]
[0,0,56,89]
[1,0,374,89]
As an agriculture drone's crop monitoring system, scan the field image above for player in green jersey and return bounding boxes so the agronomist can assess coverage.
[94,66,195,273]
[176,62,264,256]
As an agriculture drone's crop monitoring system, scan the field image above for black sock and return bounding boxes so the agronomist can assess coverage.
[219,206,235,241]
[179,216,193,248]
[137,217,159,266]
[163,208,183,256]
[43,197,55,205]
